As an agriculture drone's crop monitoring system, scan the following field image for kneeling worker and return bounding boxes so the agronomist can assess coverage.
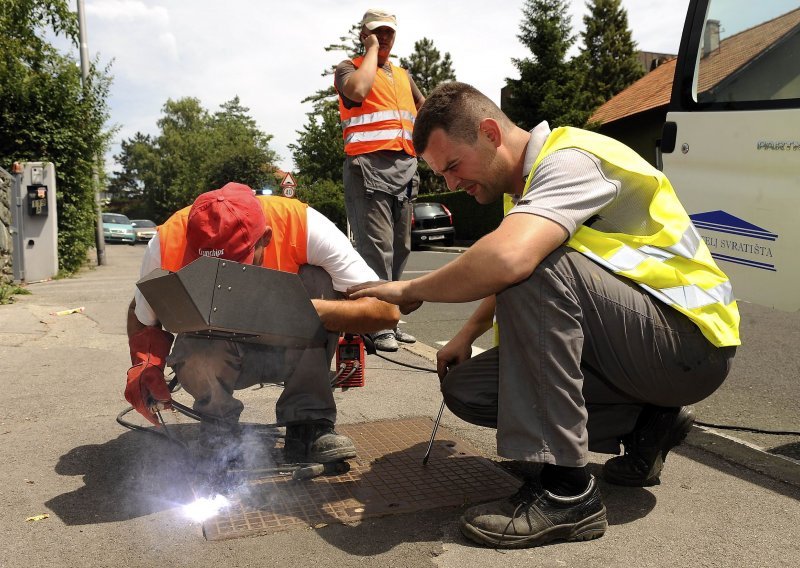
[349,82,739,548]
[125,182,399,465]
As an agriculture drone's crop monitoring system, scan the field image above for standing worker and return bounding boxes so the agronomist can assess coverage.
[335,8,425,352]
[349,82,739,549]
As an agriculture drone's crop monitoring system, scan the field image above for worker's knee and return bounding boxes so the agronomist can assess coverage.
[441,364,498,429]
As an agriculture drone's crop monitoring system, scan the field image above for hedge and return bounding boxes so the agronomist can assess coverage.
[416,190,503,242]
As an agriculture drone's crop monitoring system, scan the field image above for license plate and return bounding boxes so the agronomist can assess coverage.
[428,235,445,240]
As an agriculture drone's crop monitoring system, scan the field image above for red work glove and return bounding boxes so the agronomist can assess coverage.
[125,326,175,425]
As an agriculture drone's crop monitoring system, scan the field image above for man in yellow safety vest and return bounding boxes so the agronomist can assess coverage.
[349,82,739,549]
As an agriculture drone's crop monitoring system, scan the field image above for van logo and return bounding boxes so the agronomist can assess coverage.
[690,210,777,272]
[756,141,800,151]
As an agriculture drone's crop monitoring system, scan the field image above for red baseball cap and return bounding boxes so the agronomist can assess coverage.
[184,182,266,265]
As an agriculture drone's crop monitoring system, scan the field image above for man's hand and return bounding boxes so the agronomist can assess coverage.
[126,326,174,425]
[361,32,379,52]
[348,280,423,315]
[436,334,473,381]
[125,365,172,425]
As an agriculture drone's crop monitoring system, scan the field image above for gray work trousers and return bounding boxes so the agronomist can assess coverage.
[166,265,341,427]
[441,247,736,466]
[343,159,414,282]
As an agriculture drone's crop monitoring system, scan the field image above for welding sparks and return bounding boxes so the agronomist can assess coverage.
[182,494,231,522]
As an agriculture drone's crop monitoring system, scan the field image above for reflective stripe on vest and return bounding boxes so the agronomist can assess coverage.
[344,128,413,145]
[337,57,417,157]
[341,109,416,129]
[520,127,740,347]
[158,195,309,274]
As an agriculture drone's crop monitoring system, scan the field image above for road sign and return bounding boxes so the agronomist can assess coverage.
[280,172,297,188]
[283,186,295,198]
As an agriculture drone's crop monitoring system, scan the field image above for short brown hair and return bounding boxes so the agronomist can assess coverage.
[412,82,510,154]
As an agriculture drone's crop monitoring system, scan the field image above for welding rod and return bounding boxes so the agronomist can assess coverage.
[422,399,446,465]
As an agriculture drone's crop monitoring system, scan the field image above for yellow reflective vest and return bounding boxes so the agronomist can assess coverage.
[337,56,417,157]
[499,127,740,347]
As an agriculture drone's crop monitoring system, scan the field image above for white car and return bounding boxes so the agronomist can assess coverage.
[130,219,157,243]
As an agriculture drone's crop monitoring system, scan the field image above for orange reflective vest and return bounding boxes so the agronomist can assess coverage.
[158,196,309,274]
[338,56,417,157]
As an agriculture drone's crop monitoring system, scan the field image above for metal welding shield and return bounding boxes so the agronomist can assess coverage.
[136,255,327,348]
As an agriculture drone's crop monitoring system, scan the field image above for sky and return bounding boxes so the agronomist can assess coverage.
[70,0,692,174]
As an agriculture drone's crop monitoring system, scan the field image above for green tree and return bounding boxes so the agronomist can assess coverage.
[579,0,644,113]
[504,0,588,129]
[108,97,278,222]
[399,37,456,95]
[0,0,112,274]
[295,176,347,233]
[399,37,457,194]
[289,98,344,184]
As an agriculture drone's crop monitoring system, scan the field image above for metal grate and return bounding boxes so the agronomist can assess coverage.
[202,417,520,540]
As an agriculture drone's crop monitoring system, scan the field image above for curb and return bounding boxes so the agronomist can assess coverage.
[399,342,800,489]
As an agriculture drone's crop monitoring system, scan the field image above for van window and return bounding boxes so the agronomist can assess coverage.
[695,1,800,105]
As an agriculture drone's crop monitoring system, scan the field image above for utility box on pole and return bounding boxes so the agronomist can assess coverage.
[11,162,59,282]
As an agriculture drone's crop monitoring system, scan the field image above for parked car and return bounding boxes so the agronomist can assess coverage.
[130,219,157,243]
[411,202,455,248]
[102,213,135,245]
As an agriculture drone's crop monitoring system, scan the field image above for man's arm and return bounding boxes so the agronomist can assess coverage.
[339,35,380,102]
[127,297,151,338]
[436,296,495,379]
[312,296,399,334]
[408,75,425,110]
[349,213,568,306]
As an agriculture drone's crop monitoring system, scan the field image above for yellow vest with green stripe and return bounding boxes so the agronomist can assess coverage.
[498,127,740,347]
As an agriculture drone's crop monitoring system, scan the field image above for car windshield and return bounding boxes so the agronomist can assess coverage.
[414,203,446,216]
[102,213,131,224]
[131,220,156,227]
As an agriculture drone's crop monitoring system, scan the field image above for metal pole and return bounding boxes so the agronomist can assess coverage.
[76,0,106,266]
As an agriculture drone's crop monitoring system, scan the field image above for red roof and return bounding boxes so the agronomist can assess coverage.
[590,7,800,125]
[590,58,676,125]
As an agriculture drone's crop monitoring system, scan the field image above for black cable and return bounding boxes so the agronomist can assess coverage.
[116,406,190,452]
[372,351,438,373]
[695,420,800,436]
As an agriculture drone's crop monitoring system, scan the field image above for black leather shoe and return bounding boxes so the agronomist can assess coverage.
[460,476,607,548]
[603,406,695,487]
[284,420,356,464]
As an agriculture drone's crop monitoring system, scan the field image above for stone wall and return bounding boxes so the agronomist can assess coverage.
[0,168,13,285]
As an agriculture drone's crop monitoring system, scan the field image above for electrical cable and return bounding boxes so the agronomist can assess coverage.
[695,420,800,436]
[372,351,438,373]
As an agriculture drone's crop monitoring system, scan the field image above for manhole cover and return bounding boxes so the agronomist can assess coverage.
[202,417,519,540]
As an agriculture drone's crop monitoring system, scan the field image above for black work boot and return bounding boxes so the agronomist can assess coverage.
[283,420,356,464]
[603,405,695,487]
[459,476,607,549]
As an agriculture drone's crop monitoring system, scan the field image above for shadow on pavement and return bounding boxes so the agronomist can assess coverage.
[46,426,196,525]
[308,449,657,556]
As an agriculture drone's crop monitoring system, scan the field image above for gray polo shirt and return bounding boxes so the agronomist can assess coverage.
[509,122,660,239]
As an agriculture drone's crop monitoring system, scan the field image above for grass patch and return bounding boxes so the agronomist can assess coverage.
[0,282,31,304]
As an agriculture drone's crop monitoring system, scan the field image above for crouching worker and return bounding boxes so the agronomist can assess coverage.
[349,82,739,548]
[125,182,399,466]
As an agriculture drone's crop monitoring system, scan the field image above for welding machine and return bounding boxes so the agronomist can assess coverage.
[335,334,366,388]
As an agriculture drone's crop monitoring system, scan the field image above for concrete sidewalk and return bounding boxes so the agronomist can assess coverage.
[1,244,798,568]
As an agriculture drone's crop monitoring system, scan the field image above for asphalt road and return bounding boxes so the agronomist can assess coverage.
[2,242,798,568]
[402,248,800,460]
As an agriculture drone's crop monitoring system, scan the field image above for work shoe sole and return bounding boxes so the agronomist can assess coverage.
[603,406,695,487]
[460,508,607,549]
[283,427,357,464]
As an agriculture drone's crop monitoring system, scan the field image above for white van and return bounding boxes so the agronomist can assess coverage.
[661,0,800,311]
